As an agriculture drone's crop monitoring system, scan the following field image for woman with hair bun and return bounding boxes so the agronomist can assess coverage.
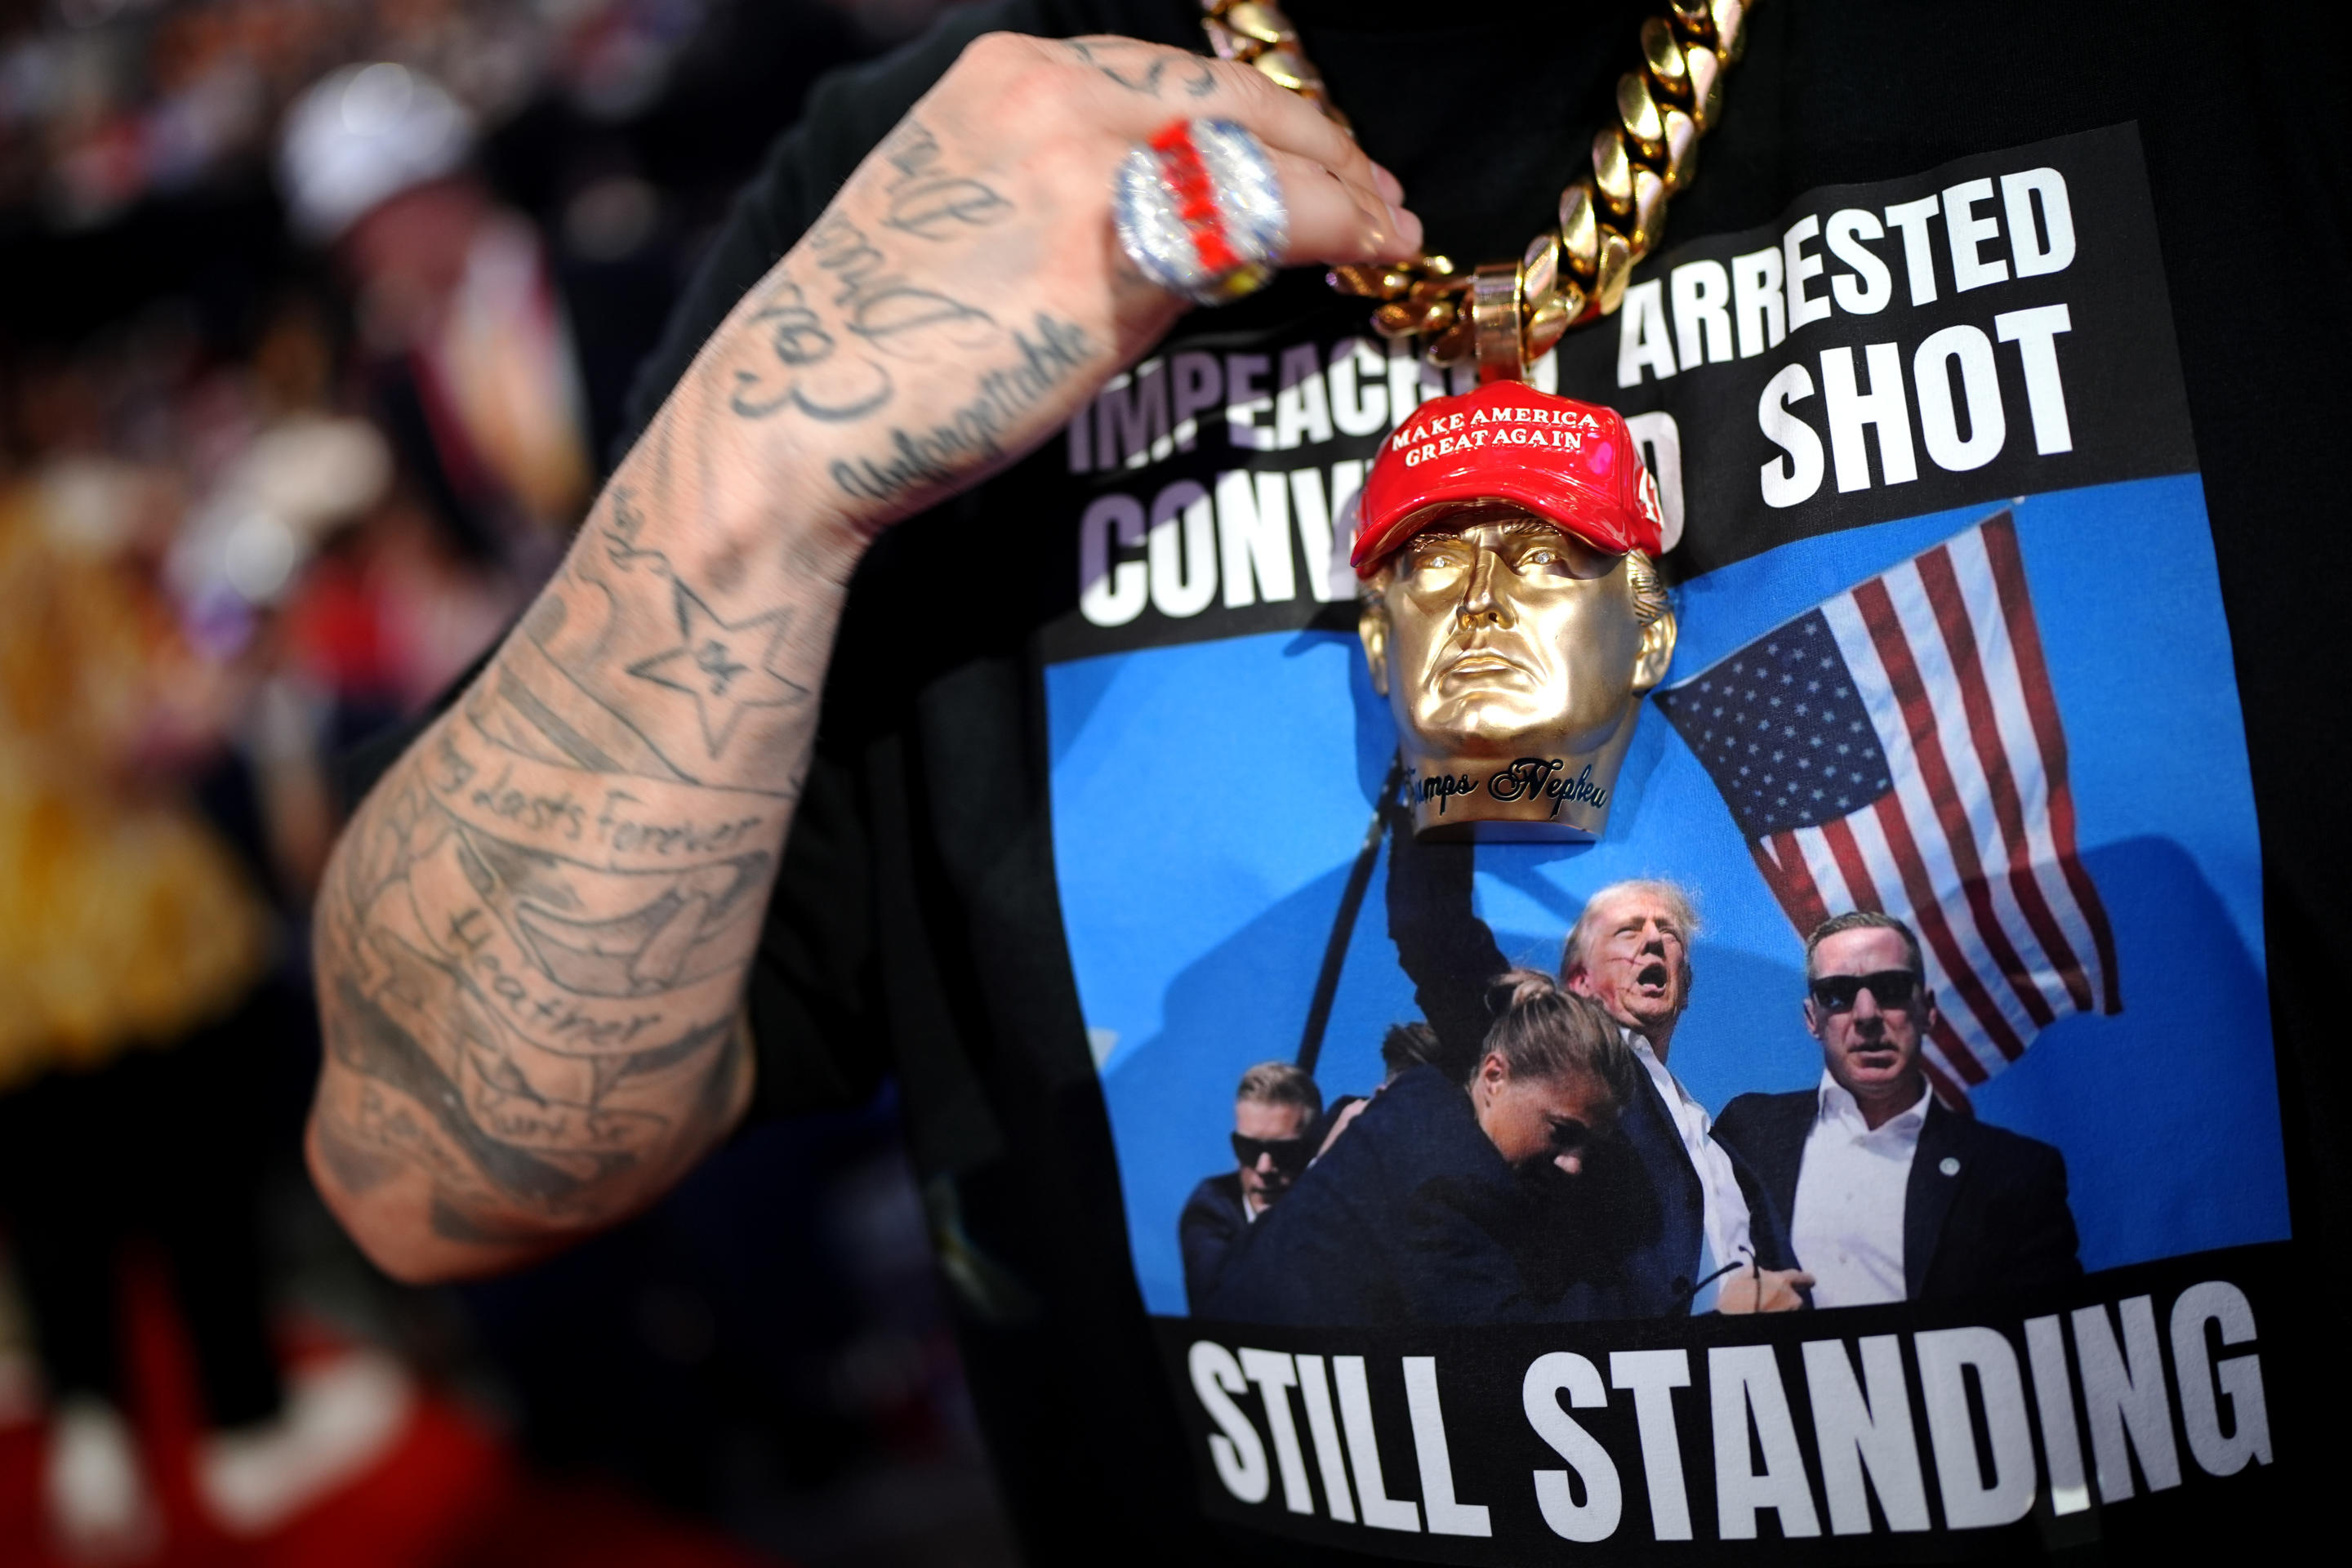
[1206,973,1639,1328]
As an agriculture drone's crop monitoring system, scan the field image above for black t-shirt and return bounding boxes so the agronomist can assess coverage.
[601,1,2347,1561]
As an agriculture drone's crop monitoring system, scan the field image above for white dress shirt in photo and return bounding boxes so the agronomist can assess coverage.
[1628,1035,1753,1312]
[1790,1072,1934,1307]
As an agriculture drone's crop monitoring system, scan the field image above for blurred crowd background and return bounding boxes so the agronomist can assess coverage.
[0,2,1014,1565]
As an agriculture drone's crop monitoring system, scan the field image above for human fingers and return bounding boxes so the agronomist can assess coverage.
[1170,47,1393,207]
[1267,146,1422,265]
[1049,36,1404,217]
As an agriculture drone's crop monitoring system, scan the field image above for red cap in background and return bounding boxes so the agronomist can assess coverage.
[1351,381,1664,577]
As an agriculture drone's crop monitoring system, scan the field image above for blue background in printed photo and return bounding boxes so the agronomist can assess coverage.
[1045,474,2288,1318]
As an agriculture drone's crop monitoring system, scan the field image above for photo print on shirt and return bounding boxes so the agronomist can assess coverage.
[1040,125,2283,1558]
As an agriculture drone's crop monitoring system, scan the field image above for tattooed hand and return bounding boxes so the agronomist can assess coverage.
[698,31,1419,532]
[306,32,1419,1282]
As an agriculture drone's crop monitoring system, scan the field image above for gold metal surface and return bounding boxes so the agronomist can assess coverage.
[1524,287,1576,360]
[1192,0,1763,364]
[1628,167,1668,257]
[1250,47,1321,91]
[1359,518,1678,840]
[1222,1,1295,47]
[1615,72,1666,165]
[1642,16,1690,100]
[1685,42,1723,128]
[1472,261,1525,383]
[1521,231,1560,304]
[1594,230,1634,314]
[1202,18,1247,60]
[1413,293,1459,336]
[1712,0,1748,60]
[1557,181,1599,283]
[1330,263,1414,300]
[1668,0,1713,41]
[1591,127,1635,220]
[1661,108,1699,190]
[1428,311,1476,366]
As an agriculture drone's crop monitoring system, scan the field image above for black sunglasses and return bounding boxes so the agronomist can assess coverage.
[1808,969,1922,1012]
[1232,1132,1316,1173]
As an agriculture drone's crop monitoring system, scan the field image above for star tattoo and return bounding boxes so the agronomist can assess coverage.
[626,581,808,757]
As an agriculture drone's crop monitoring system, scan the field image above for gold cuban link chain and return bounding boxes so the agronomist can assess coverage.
[1198,0,1755,378]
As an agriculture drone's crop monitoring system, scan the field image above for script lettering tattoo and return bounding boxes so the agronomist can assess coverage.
[310,96,1100,1265]
[808,212,998,353]
[1064,39,1217,100]
[831,313,1093,504]
[728,272,891,422]
[311,403,822,1254]
[878,118,1013,239]
[727,177,1004,424]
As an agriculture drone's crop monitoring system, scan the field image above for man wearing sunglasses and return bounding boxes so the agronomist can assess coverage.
[1713,911,2082,1307]
[1178,1062,1322,1312]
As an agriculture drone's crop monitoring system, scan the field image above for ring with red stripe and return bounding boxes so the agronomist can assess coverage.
[1113,118,1286,306]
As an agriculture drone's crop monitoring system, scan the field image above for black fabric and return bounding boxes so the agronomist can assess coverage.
[1178,1171,1248,1313]
[1206,1066,1610,1326]
[0,991,291,1430]
[568,0,2344,1557]
[1714,1085,2084,1303]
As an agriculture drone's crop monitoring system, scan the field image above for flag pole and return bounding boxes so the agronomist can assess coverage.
[1297,752,1405,1076]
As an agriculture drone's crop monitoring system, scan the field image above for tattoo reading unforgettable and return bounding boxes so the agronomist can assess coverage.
[831,313,1093,503]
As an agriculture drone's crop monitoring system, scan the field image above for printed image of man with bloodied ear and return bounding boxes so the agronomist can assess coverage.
[1386,836,1806,1316]
[1178,1062,1321,1312]
[1560,881,1807,1314]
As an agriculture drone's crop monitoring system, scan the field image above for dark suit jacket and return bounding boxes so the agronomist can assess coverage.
[1712,1088,2083,1302]
[1205,1067,1613,1326]
[1586,1066,1801,1316]
[1178,1172,1250,1314]
[1382,813,1795,1316]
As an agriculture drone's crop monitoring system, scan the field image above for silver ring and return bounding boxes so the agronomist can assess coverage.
[1113,118,1287,307]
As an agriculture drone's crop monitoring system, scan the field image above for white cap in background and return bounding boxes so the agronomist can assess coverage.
[277,62,475,244]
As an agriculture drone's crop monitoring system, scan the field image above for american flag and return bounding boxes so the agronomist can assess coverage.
[1655,512,2120,1102]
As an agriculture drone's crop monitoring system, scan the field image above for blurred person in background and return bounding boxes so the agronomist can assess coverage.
[278,60,593,588]
[2,4,996,1561]
[0,412,410,1559]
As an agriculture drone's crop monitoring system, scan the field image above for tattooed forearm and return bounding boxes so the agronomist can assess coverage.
[307,32,1179,1279]
[308,376,825,1274]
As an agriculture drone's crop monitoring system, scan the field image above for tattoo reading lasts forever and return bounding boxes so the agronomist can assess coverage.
[831,313,1092,504]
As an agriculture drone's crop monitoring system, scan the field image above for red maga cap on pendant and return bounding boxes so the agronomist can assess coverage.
[1352,381,1664,576]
